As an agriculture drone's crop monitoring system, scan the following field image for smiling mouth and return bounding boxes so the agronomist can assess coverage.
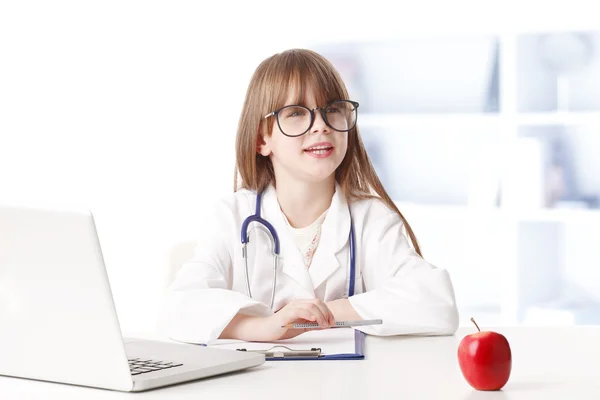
[304,145,333,155]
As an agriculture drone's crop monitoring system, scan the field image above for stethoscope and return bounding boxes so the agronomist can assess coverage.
[241,192,356,309]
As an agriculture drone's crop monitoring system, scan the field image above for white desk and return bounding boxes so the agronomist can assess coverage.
[2,326,599,399]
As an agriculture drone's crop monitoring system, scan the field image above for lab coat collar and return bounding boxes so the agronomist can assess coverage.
[261,182,351,293]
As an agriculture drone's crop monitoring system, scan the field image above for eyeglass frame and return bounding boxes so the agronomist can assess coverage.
[263,100,360,137]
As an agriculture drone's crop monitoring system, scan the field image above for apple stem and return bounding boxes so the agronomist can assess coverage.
[470,317,481,332]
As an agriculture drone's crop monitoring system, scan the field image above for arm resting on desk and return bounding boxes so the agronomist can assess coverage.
[346,203,459,337]
[326,298,362,321]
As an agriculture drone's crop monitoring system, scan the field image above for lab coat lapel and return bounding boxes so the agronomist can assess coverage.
[262,185,315,294]
[308,183,351,290]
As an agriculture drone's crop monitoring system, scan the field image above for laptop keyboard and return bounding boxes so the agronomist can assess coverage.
[128,358,184,376]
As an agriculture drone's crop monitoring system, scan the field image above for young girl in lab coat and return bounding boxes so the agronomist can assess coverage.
[161,49,459,344]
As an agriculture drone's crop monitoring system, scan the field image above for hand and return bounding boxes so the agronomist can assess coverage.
[263,299,336,341]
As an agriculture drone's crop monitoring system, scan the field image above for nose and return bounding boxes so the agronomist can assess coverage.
[310,109,330,134]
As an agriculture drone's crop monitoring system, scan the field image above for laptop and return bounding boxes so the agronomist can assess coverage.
[0,204,264,392]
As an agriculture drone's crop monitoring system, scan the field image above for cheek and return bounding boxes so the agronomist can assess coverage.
[337,135,349,155]
[270,132,303,156]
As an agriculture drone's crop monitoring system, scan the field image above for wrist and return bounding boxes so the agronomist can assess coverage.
[326,298,362,321]
[220,314,271,341]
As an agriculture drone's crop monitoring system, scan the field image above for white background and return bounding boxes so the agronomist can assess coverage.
[1,0,598,334]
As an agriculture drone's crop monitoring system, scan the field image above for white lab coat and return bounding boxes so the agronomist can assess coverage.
[160,183,459,344]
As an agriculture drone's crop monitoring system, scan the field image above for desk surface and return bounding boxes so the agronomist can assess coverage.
[2,326,600,399]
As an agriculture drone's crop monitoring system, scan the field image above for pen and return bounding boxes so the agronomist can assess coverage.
[282,319,383,329]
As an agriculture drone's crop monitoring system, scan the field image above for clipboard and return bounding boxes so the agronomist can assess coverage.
[208,328,365,361]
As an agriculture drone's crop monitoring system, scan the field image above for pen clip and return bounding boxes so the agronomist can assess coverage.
[237,345,322,358]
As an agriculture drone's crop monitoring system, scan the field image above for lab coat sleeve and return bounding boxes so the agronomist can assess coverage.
[348,207,459,336]
[158,199,272,345]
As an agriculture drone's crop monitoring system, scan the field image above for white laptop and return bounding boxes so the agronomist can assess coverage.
[0,204,264,392]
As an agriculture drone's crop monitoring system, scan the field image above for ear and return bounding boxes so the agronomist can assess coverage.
[256,133,272,156]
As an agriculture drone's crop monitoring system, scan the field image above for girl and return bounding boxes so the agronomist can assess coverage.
[161,49,459,344]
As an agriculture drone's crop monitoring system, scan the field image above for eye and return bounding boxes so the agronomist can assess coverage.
[326,107,340,113]
[283,108,307,118]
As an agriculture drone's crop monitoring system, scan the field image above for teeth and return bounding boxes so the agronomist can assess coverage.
[306,146,331,151]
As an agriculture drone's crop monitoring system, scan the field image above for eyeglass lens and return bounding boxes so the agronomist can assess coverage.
[277,101,357,137]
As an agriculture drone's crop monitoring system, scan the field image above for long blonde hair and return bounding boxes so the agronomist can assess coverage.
[233,49,422,256]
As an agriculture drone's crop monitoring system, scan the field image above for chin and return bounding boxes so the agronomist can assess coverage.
[304,170,336,183]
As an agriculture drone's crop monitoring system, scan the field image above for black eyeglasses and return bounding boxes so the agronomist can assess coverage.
[263,100,359,137]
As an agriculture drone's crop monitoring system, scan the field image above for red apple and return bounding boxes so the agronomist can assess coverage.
[458,318,512,391]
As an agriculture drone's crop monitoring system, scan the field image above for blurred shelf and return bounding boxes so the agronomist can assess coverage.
[358,113,501,129]
[395,202,503,220]
[517,111,600,127]
[514,207,600,224]
[524,302,600,326]
[395,202,600,224]
[458,306,505,327]
[359,111,600,129]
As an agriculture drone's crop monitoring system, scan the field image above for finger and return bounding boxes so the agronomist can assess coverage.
[293,308,316,324]
[306,304,328,328]
[324,304,336,326]
[310,300,335,327]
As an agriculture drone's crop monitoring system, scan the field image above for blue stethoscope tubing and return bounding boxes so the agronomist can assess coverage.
[241,192,356,310]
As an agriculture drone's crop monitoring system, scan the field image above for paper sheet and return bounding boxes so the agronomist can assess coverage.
[208,328,358,355]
